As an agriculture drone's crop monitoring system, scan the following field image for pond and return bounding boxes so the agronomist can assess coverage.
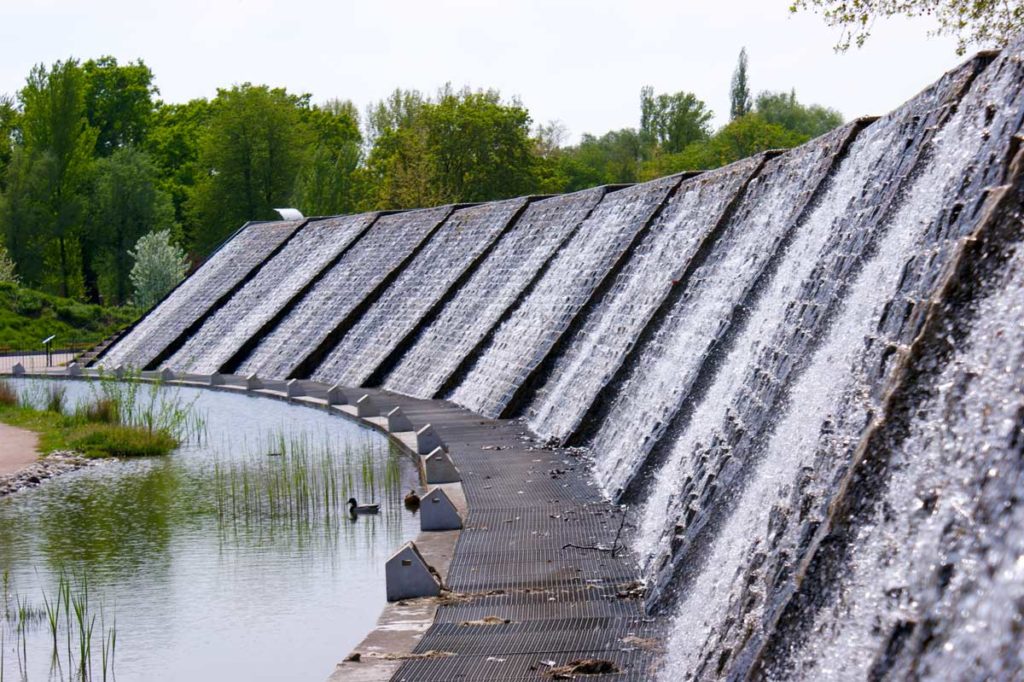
[0,378,420,681]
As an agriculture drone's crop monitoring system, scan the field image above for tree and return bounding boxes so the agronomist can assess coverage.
[0,94,18,190]
[15,59,97,298]
[365,86,537,208]
[129,229,187,309]
[755,89,844,138]
[730,48,752,121]
[293,99,365,215]
[187,84,310,254]
[90,147,177,304]
[82,56,158,156]
[640,86,714,154]
[791,0,1024,55]
[147,98,212,242]
[0,243,17,284]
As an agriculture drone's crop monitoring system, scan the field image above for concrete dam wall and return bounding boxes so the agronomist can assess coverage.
[96,44,1024,680]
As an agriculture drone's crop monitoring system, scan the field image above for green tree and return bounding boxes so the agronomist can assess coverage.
[791,0,1024,55]
[147,98,212,240]
[15,59,97,298]
[730,47,752,120]
[90,147,176,304]
[187,84,310,254]
[755,89,844,138]
[129,229,187,310]
[0,243,18,284]
[293,99,365,215]
[365,86,537,208]
[0,94,18,189]
[82,56,158,156]
[639,87,713,154]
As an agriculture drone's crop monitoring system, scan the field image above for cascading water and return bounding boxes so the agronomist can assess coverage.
[98,219,303,370]
[524,156,762,442]
[381,188,604,399]
[234,206,451,379]
[311,198,527,387]
[644,46,1022,680]
[581,122,862,496]
[162,214,375,374]
[762,193,1024,680]
[449,175,682,418]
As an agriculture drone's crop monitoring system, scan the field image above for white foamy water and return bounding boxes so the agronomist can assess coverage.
[450,175,680,418]
[654,59,998,678]
[101,220,303,370]
[383,189,602,399]
[527,158,760,442]
[163,214,374,374]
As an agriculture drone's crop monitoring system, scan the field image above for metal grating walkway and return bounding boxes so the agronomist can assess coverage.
[289,382,664,680]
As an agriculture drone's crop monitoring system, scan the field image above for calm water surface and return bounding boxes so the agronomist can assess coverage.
[0,378,419,681]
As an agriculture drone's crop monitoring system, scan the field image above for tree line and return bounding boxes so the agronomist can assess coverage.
[0,50,842,307]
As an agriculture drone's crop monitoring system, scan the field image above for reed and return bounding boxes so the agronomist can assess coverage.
[0,381,16,407]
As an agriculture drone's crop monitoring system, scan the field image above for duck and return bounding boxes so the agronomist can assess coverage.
[404,489,421,510]
[347,498,380,515]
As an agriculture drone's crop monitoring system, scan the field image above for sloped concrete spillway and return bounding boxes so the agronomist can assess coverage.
[96,43,1024,681]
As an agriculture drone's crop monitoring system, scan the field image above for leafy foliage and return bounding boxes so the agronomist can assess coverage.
[0,281,136,350]
[730,48,752,120]
[790,0,1024,55]
[128,229,187,310]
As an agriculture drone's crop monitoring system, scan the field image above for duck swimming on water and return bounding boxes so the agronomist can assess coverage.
[347,498,380,515]
[404,489,420,510]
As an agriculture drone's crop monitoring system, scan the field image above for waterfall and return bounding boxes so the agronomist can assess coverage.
[645,46,1021,680]
[310,198,527,386]
[99,219,303,370]
[449,175,681,418]
[524,156,762,442]
[234,206,450,380]
[162,213,375,374]
[382,188,604,399]
[587,57,981,503]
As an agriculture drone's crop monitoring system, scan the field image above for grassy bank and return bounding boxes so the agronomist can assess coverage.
[0,282,138,352]
[0,378,200,458]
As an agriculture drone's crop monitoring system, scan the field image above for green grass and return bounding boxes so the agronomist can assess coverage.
[0,379,186,459]
[0,282,137,352]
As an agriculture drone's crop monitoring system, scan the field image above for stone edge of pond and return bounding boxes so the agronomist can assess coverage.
[0,450,104,497]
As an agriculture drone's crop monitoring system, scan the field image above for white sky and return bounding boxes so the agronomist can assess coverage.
[0,0,966,141]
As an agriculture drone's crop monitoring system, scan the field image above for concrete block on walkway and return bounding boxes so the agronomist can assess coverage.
[356,394,379,418]
[11,362,25,376]
[415,424,444,455]
[326,384,349,406]
[66,362,83,377]
[245,374,263,391]
[386,407,414,433]
[208,373,226,386]
[286,379,305,398]
[113,365,126,379]
[158,368,175,382]
[385,542,441,601]
[420,487,463,531]
[423,447,460,484]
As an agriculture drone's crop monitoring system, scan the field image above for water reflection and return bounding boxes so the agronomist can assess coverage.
[0,379,419,681]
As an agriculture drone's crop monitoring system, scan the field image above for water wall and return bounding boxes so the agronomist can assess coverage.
[449,175,682,418]
[162,213,376,374]
[381,188,605,399]
[232,206,451,379]
[92,43,1024,681]
[310,198,527,386]
[98,219,304,370]
[524,154,765,443]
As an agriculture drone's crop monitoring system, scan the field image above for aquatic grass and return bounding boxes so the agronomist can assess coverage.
[66,423,178,458]
[0,573,116,682]
[45,384,67,414]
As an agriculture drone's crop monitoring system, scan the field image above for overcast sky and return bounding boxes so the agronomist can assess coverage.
[0,0,966,141]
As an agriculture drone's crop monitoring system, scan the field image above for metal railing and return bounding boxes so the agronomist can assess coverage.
[0,336,91,374]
